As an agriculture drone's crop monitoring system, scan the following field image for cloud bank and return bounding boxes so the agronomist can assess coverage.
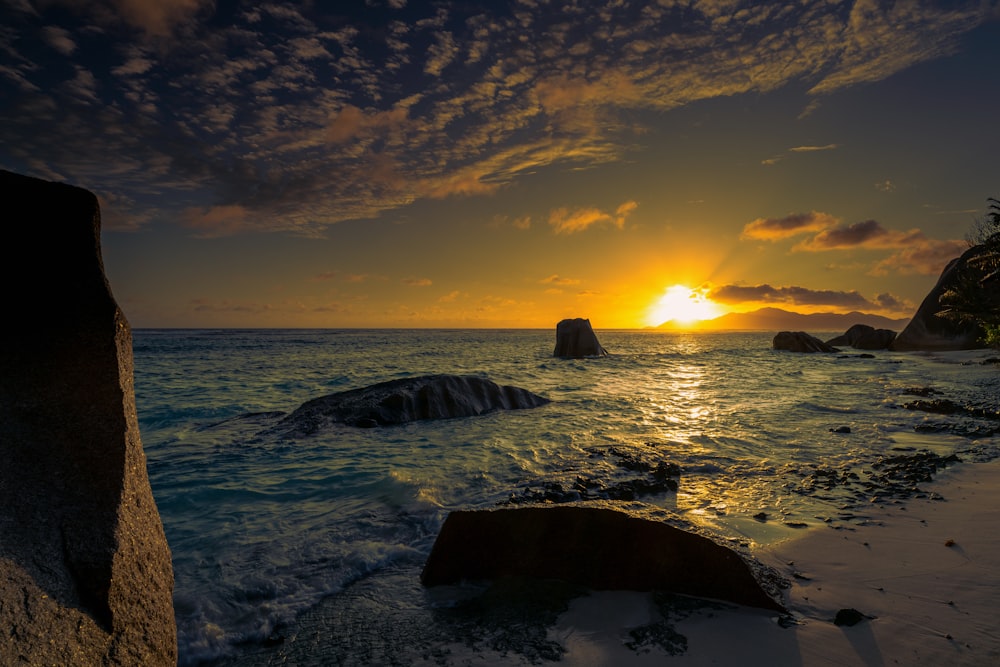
[1,0,993,235]
[743,211,967,275]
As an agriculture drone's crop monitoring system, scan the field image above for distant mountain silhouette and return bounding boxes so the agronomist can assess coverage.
[657,307,909,332]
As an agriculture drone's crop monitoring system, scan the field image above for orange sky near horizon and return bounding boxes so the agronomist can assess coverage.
[2,2,998,329]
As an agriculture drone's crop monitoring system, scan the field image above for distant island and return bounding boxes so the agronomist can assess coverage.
[656,307,909,332]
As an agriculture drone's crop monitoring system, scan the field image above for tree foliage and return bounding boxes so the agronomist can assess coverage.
[941,196,1000,348]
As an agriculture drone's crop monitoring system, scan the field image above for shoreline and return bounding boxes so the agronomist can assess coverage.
[551,457,1000,666]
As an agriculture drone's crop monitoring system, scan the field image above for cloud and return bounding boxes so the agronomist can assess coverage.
[533,73,640,112]
[48,0,214,37]
[424,31,458,76]
[549,200,637,234]
[326,104,410,144]
[190,298,273,314]
[741,211,838,240]
[762,143,838,165]
[41,26,76,55]
[402,277,432,286]
[181,204,252,237]
[118,0,214,36]
[793,219,925,251]
[874,292,908,311]
[96,191,151,231]
[615,200,638,219]
[2,1,994,238]
[789,144,838,153]
[752,216,966,275]
[540,274,580,286]
[709,283,877,309]
[870,239,967,276]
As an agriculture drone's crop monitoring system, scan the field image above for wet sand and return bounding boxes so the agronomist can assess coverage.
[552,458,1000,666]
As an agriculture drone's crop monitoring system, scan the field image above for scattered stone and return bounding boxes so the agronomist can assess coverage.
[902,387,942,397]
[503,447,682,505]
[945,539,956,547]
[833,608,871,627]
[789,450,962,508]
[903,398,999,421]
[753,512,769,522]
[830,426,852,434]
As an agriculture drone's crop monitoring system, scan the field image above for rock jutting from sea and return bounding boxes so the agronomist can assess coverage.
[826,323,897,350]
[772,331,839,353]
[0,170,176,665]
[272,373,550,434]
[553,317,608,358]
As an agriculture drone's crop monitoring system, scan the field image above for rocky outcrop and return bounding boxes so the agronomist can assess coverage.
[826,324,896,350]
[772,331,838,353]
[553,318,608,357]
[274,374,550,434]
[891,244,995,351]
[0,171,176,664]
[421,506,786,613]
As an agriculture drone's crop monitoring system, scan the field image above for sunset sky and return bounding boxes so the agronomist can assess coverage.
[2,0,998,328]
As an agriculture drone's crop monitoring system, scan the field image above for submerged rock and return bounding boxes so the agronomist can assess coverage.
[0,170,176,665]
[276,374,550,434]
[421,506,787,613]
[772,331,839,353]
[553,317,608,358]
[826,324,896,350]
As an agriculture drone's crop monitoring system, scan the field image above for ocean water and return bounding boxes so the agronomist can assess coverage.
[133,329,1000,665]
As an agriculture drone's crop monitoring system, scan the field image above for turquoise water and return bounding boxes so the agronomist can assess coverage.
[132,329,999,665]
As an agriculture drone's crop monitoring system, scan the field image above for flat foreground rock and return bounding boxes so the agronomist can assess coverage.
[0,170,176,665]
[421,505,786,612]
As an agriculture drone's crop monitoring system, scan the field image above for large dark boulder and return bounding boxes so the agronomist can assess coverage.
[772,331,838,353]
[553,317,608,358]
[0,171,176,665]
[826,324,896,350]
[421,506,786,613]
[891,244,996,351]
[275,374,550,434]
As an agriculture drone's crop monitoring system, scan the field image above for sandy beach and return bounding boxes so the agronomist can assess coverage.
[551,458,1000,666]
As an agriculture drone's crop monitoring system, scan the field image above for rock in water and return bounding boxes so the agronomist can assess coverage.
[275,374,550,434]
[553,318,608,358]
[772,331,839,353]
[0,170,176,665]
[892,244,997,351]
[421,506,786,613]
[826,323,896,350]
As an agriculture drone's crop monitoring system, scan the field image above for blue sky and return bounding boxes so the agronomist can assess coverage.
[2,0,998,327]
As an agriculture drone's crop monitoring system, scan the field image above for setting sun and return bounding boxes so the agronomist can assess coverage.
[646,284,724,327]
